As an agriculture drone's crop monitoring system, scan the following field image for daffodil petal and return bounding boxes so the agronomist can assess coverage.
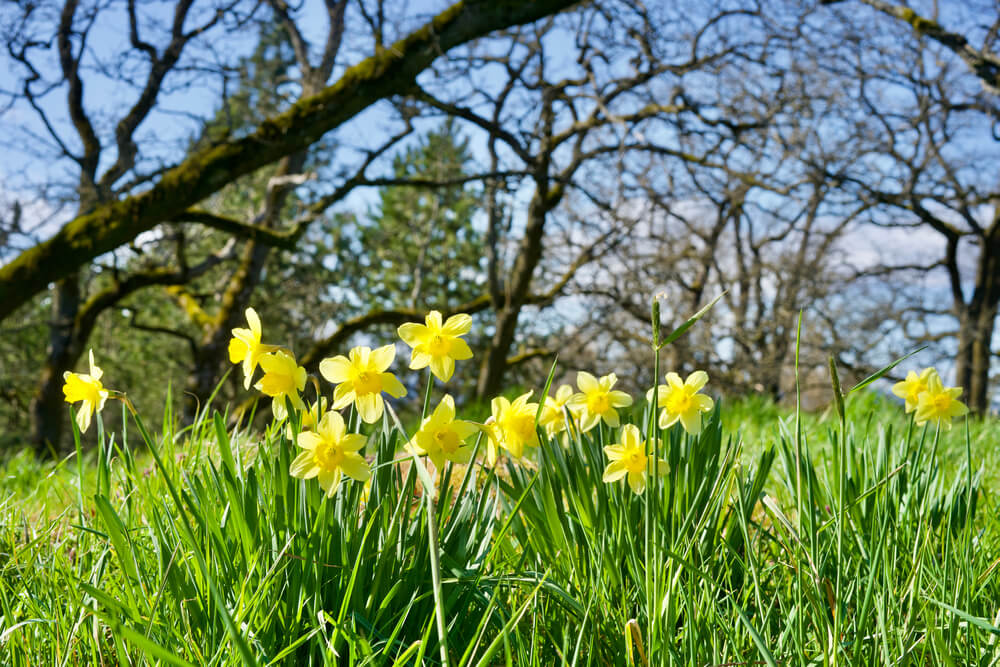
[442,313,472,336]
[76,403,93,433]
[318,469,340,496]
[290,451,319,479]
[449,337,473,360]
[332,384,355,409]
[603,460,628,482]
[579,412,600,432]
[319,412,346,441]
[357,393,383,424]
[686,370,709,391]
[245,307,262,337]
[398,322,429,347]
[381,372,407,398]
[628,470,646,495]
[609,390,633,408]
[340,453,371,482]
[320,356,352,384]
[665,372,684,389]
[679,409,701,435]
[430,356,454,382]
[371,344,396,372]
[341,433,368,453]
[577,371,598,393]
[410,351,433,370]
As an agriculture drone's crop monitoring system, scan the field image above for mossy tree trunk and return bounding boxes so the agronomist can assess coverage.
[476,184,561,399]
[953,233,1000,415]
[29,275,82,452]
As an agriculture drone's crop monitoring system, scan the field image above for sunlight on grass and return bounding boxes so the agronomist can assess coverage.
[2,305,999,665]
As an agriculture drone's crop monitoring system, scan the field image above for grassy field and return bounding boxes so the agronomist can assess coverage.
[2,376,1000,664]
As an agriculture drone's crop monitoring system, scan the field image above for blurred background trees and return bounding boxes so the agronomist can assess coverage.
[1,0,998,453]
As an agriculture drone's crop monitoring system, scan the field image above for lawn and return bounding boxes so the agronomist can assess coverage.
[2,375,999,666]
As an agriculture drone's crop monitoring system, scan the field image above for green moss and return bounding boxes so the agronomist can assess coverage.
[899,7,940,36]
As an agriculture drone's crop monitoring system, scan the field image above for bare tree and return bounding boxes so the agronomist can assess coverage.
[814,0,1000,412]
[403,0,785,398]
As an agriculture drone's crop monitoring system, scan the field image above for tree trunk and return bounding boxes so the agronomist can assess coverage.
[475,183,558,399]
[476,304,523,399]
[955,300,997,415]
[29,274,82,453]
[183,241,273,422]
[954,237,1000,415]
[969,302,996,414]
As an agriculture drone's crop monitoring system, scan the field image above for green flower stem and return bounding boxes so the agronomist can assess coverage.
[348,405,359,433]
[419,366,450,666]
[646,297,661,652]
[422,367,434,421]
[649,338,661,651]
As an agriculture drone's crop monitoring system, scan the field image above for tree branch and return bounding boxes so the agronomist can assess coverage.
[174,209,306,250]
[846,0,1000,95]
[0,0,580,322]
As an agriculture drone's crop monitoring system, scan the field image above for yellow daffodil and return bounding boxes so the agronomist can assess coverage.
[567,372,633,432]
[914,374,968,431]
[286,396,328,440]
[290,410,370,497]
[397,311,474,382]
[228,307,278,390]
[648,371,714,435]
[891,367,939,413]
[602,424,667,495]
[538,384,577,438]
[255,350,307,421]
[407,395,479,470]
[320,344,407,424]
[485,391,539,465]
[62,349,110,433]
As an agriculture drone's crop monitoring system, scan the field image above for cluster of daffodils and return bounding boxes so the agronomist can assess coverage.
[224,306,724,497]
[59,306,719,498]
[62,305,968,502]
[227,307,480,497]
[891,367,968,430]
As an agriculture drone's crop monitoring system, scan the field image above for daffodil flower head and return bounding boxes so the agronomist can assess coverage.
[485,391,539,465]
[891,367,938,413]
[397,311,474,382]
[290,410,370,498]
[407,395,479,470]
[914,373,968,431]
[229,307,279,390]
[648,370,714,435]
[538,384,576,438]
[255,349,307,421]
[320,344,407,424]
[566,372,633,432]
[62,349,110,433]
[602,424,668,495]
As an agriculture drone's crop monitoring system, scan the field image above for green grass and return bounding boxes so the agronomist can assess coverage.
[2,389,999,665]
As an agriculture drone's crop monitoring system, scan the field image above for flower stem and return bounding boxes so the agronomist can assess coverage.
[422,367,434,420]
[419,366,449,665]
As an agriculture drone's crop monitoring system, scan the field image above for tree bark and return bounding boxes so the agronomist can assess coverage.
[183,239,274,422]
[954,239,1000,415]
[29,275,82,452]
[476,184,560,398]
